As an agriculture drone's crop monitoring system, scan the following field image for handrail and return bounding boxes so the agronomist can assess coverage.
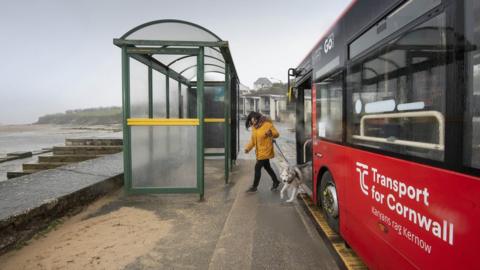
[204,118,225,123]
[127,118,225,126]
[127,118,199,126]
[353,110,444,151]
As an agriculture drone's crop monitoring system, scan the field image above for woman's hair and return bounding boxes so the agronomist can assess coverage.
[245,111,263,130]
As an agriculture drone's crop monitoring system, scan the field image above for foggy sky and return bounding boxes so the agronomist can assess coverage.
[0,0,351,124]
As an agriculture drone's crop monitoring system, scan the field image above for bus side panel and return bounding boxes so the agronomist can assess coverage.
[312,140,392,270]
[318,140,480,270]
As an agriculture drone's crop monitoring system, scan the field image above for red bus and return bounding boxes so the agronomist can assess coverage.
[289,0,480,269]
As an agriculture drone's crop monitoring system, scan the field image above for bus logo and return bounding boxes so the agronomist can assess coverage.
[324,33,334,54]
[356,162,369,196]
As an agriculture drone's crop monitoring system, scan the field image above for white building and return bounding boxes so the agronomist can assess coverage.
[239,92,288,121]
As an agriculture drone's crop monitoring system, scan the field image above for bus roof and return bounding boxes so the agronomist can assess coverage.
[296,0,358,69]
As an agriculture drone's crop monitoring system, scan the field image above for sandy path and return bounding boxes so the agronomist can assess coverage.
[0,193,172,270]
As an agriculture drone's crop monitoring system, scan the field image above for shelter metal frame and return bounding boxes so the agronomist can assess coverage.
[114,20,239,199]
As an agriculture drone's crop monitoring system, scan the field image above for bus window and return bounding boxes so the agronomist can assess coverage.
[347,13,448,161]
[464,0,480,169]
[304,89,312,138]
[316,72,343,142]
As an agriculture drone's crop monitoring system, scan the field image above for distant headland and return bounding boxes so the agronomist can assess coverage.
[36,107,122,125]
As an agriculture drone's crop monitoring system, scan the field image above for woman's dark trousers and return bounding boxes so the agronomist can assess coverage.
[253,159,279,188]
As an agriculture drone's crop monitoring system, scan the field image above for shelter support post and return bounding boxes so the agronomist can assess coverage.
[178,81,182,117]
[166,75,170,118]
[121,47,132,192]
[197,47,205,200]
[148,67,153,118]
[228,77,232,171]
[187,85,191,117]
[224,64,230,183]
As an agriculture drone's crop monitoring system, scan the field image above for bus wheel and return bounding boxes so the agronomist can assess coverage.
[320,171,339,233]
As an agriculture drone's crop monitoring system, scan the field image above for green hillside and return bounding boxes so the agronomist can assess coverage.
[36,107,122,125]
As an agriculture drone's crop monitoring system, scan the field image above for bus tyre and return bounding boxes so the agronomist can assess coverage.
[319,171,339,234]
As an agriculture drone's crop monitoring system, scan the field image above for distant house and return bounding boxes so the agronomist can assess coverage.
[239,85,292,122]
[253,77,273,90]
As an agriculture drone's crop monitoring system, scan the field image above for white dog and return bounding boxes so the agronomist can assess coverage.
[279,162,312,203]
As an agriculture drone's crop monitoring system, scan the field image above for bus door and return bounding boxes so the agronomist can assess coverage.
[292,79,313,189]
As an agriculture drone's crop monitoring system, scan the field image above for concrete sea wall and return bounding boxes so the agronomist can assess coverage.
[0,153,123,255]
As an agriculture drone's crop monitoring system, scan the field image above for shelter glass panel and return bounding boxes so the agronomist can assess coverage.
[181,84,188,118]
[205,86,225,118]
[184,68,197,81]
[191,71,225,82]
[169,79,180,118]
[205,47,224,61]
[152,70,167,118]
[205,65,225,74]
[154,55,184,66]
[205,85,225,149]
[187,87,197,118]
[206,122,225,149]
[204,73,225,82]
[130,58,149,118]
[167,55,224,76]
[124,22,220,41]
[131,126,197,188]
[168,56,196,74]
[205,56,225,66]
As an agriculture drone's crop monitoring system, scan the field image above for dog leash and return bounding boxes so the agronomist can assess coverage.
[273,140,290,165]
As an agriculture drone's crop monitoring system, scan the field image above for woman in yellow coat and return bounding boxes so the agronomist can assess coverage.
[244,111,280,192]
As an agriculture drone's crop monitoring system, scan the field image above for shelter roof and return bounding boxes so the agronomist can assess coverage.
[114,19,239,83]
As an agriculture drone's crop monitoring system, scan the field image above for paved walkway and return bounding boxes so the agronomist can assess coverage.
[208,160,338,270]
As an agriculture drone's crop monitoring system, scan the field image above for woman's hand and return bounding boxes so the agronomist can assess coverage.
[265,130,273,137]
[244,149,249,154]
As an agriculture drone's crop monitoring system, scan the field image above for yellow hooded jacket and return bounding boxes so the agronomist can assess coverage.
[245,119,280,160]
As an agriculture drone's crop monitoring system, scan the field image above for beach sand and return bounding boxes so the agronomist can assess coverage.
[0,192,172,270]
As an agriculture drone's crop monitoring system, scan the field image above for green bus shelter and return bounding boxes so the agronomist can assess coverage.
[114,20,240,199]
